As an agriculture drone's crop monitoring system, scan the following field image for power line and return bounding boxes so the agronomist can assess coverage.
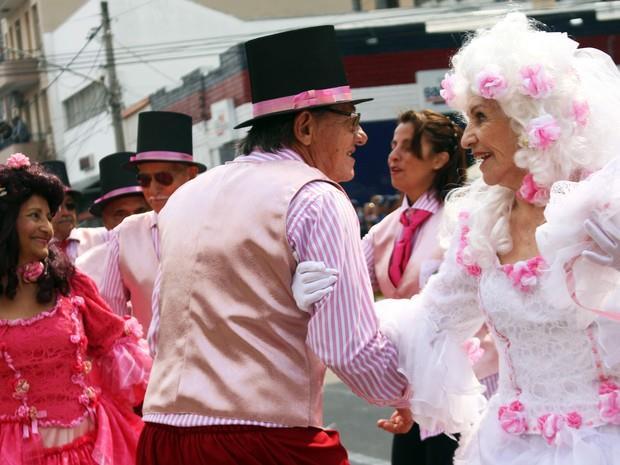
[43,24,102,92]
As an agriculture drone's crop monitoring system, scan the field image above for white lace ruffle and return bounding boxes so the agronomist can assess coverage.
[377,297,487,435]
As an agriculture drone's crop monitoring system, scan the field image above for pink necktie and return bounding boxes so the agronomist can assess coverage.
[388,208,432,287]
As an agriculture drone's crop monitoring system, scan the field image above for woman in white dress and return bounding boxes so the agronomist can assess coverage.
[293,13,620,464]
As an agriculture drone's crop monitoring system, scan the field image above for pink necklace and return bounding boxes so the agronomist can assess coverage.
[16,261,45,283]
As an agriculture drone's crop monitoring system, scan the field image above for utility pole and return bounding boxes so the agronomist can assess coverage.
[101,1,125,151]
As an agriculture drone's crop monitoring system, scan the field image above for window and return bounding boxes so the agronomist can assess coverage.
[63,82,108,129]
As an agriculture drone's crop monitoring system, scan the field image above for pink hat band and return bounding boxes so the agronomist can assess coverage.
[93,186,143,206]
[130,151,194,163]
[252,85,352,118]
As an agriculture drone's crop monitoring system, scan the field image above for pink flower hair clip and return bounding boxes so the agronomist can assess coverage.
[6,153,30,169]
[519,64,554,99]
[525,114,561,151]
[475,66,508,99]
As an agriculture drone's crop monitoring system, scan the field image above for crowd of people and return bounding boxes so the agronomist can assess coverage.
[1,12,620,465]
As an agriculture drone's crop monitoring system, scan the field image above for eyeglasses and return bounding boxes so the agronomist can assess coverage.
[324,108,361,128]
[136,171,175,188]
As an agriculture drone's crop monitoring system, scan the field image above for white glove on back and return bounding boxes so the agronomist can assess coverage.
[292,261,338,312]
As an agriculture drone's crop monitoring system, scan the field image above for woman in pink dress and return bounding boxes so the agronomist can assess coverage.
[0,153,151,465]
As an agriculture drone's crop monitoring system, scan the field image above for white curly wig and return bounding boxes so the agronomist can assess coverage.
[440,12,620,266]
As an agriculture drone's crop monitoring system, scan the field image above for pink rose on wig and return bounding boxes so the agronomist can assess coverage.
[517,173,549,206]
[498,400,528,435]
[565,411,582,429]
[571,100,589,127]
[18,261,44,283]
[475,66,508,99]
[526,114,561,151]
[537,413,564,445]
[599,380,620,424]
[440,73,456,104]
[6,153,30,169]
[519,64,554,99]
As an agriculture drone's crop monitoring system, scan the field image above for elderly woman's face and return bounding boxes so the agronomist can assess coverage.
[16,195,53,264]
[461,97,525,190]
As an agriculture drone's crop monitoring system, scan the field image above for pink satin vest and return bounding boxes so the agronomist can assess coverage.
[117,211,158,330]
[144,159,340,427]
[372,205,445,298]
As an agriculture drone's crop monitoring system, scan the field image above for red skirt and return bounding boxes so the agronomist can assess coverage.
[137,422,350,465]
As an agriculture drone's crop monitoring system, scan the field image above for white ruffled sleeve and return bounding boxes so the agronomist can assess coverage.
[377,233,487,434]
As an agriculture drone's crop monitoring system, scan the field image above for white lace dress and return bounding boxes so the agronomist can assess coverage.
[378,212,620,465]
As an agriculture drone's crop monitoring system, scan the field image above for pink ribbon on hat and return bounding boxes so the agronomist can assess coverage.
[130,151,193,163]
[93,186,144,205]
[252,85,353,118]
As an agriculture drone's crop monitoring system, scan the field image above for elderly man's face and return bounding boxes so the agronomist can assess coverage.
[308,103,368,183]
[101,194,149,230]
[52,192,78,241]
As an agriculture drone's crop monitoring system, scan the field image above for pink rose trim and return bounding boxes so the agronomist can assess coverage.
[440,73,456,104]
[475,66,508,99]
[6,153,30,169]
[498,400,528,435]
[124,317,144,339]
[537,413,564,445]
[18,261,44,284]
[525,114,561,151]
[501,255,547,292]
[455,211,481,277]
[565,411,583,429]
[519,64,554,99]
[599,380,620,424]
[462,337,484,365]
[516,173,549,206]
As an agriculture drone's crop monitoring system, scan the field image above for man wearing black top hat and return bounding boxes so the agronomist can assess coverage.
[139,26,411,465]
[96,111,205,334]
[75,151,149,286]
[90,152,150,230]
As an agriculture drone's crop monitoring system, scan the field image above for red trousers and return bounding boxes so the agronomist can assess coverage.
[137,423,350,465]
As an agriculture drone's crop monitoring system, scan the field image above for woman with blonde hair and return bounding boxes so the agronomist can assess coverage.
[294,13,620,464]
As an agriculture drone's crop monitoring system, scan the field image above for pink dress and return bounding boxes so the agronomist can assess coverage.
[0,272,152,465]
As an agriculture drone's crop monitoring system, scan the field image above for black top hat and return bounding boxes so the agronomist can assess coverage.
[90,152,145,216]
[128,111,206,172]
[41,160,81,197]
[234,25,372,129]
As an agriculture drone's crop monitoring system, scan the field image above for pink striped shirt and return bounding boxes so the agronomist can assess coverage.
[144,149,410,428]
[362,192,441,291]
[99,212,159,317]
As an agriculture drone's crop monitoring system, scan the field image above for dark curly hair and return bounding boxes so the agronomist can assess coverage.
[0,160,74,303]
[399,110,467,200]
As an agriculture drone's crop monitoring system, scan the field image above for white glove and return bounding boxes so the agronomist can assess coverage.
[292,261,339,312]
[583,216,620,271]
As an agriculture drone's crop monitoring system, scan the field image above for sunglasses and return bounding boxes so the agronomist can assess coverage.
[136,171,175,188]
[324,108,362,128]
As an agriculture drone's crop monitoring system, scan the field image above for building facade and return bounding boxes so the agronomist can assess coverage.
[0,0,83,163]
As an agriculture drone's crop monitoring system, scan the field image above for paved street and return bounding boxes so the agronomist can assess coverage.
[323,371,394,465]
